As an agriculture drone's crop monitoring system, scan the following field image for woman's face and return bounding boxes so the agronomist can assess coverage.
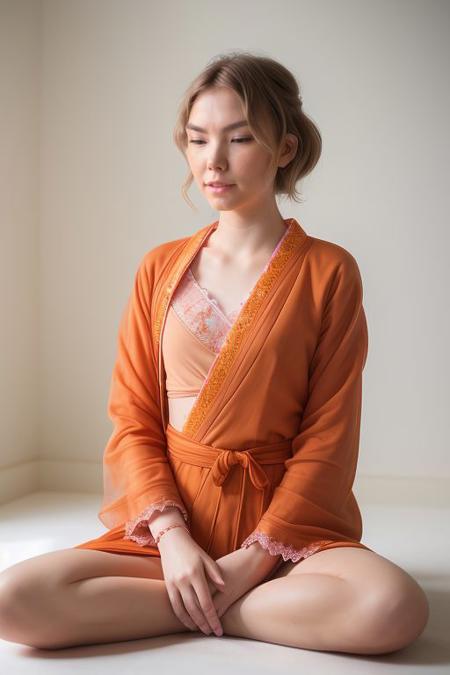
[185,87,291,213]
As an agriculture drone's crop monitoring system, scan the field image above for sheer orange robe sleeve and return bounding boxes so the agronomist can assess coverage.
[241,250,369,562]
[98,253,189,547]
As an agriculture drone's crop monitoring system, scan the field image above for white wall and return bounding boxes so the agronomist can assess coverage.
[0,0,41,501]
[1,0,449,506]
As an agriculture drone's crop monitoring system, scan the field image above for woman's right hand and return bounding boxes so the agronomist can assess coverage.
[158,527,226,636]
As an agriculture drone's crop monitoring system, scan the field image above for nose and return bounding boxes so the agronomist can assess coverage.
[207,143,228,172]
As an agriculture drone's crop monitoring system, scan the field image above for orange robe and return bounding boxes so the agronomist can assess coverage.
[74,217,374,563]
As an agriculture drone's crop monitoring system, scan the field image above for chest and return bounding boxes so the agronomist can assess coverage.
[189,246,273,318]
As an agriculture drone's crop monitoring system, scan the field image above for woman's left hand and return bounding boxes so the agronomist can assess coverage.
[207,544,282,619]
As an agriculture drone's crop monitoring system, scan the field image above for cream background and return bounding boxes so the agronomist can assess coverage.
[1,0,449,506]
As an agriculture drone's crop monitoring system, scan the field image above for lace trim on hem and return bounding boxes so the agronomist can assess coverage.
[240,531,336,563]
[123,499,189,547]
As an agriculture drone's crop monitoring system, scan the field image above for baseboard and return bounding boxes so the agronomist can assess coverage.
[0,460,39,507]
[0,459,101,507]
[38,459,102,494]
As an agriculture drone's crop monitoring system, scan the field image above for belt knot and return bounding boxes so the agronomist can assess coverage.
[211,449,269,490]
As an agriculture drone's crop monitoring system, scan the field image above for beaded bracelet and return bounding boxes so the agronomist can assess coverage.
[155,523,190,546]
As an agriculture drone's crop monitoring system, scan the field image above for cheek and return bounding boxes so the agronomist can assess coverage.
[237,149,272,176]
[186,153,201,173]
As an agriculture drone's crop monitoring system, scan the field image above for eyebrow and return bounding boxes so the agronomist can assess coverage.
[185,120,249,132]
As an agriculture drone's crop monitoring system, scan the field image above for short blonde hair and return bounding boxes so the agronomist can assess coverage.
[173,50,322,210]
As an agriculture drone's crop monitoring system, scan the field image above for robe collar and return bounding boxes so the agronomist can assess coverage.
[153,217,309,437]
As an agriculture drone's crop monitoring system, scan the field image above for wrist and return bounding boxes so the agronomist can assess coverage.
[148,506,187,539]
[155,523,190,546]
[245,540,281,567]
[156,525,192,551]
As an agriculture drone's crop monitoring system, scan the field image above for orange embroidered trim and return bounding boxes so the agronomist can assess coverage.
[152,227,214,428]
[152,229,207,347]
[182,220,304,437]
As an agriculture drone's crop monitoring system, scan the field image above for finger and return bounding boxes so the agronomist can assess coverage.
[204,560,226,591]
[212,595,223,618]
[207,579,219,596]
[192,577,223,636]
[213,596,229,619]
[167,586,198,632]
[182,587,214,635]
[170,587,198,632]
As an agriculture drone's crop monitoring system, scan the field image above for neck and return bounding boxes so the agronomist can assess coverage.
[209,211,289,262]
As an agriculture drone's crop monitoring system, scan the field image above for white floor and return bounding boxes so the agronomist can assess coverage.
[0,491,448,674]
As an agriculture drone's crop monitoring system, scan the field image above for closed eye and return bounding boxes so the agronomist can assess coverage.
[189,137,253,144]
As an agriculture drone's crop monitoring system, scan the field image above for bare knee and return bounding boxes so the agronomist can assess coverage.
[0,567,61,649]
[357,575,429,654]
[0,572,34,646]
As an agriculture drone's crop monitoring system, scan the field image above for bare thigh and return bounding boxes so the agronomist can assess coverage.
[0,548,165,590]
[267,546,378,581]
[267,545,425,599]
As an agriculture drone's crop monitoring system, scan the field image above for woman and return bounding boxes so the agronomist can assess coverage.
[0,52,429,653]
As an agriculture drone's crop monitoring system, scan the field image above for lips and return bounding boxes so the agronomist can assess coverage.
[206,183,235,194]
[206,182,233,187]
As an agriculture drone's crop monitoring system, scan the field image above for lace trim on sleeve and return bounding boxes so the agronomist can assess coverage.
[123,499,189,547]
[240,530,335,563]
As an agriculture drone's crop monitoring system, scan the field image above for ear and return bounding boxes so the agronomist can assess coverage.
[278,133,298,168]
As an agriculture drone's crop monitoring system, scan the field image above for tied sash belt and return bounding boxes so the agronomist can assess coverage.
[165,422,293,555]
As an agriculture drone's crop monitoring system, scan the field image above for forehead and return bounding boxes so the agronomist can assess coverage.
[187,87,248,130]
